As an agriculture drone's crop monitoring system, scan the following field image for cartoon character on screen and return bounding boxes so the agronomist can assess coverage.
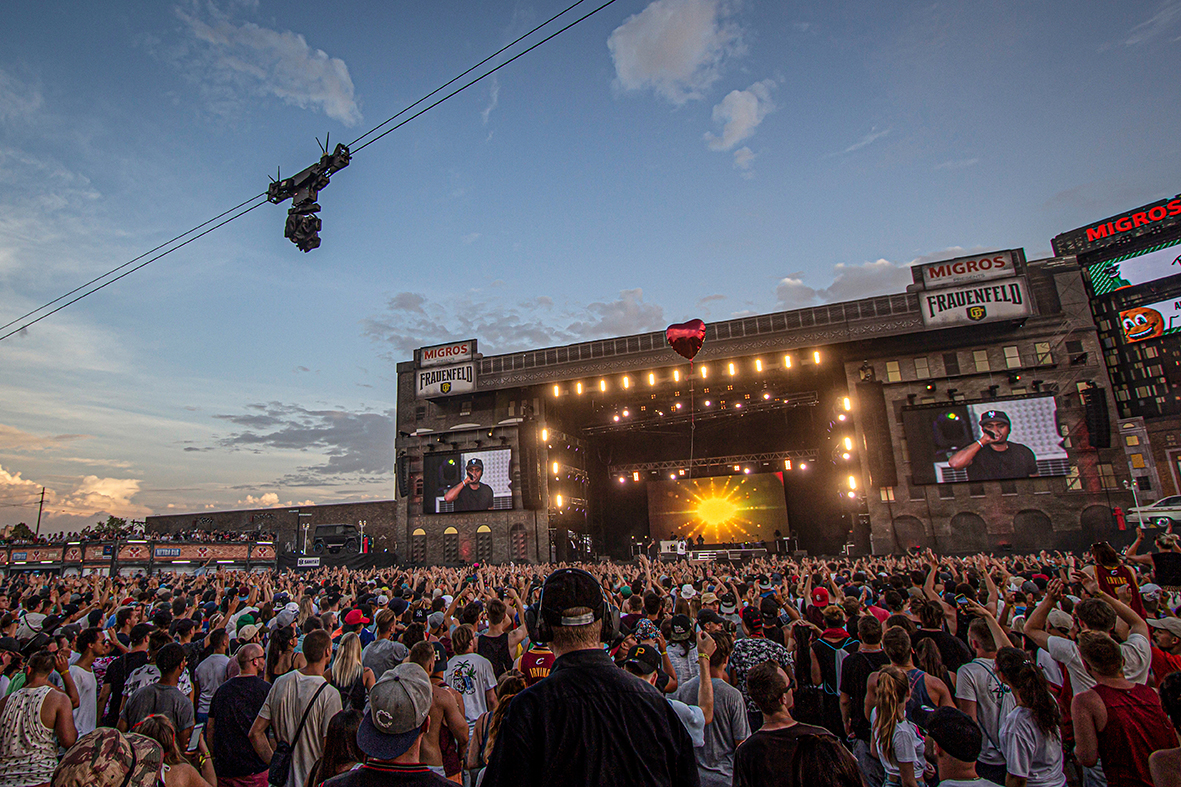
[443,457,494,511]
[946,410,1038,481]
[1122,306,1165,342]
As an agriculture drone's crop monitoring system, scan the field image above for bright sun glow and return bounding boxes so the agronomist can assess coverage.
[696,496,739,527]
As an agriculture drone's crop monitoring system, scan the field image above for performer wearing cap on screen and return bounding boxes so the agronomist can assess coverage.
[443,458,494,511]
[947,410,1038,481]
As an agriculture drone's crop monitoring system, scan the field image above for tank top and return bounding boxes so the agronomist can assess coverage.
[905,668,934,726]
[518,647,555,686]
[1093,683,1176,787]
[1095,565,1145,618]
[0,685,59,787]
[477,632,512,678]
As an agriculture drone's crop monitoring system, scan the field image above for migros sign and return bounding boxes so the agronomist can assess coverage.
[417,339,476,368]
[919,251,1019,289]
[1053,193,1181,256]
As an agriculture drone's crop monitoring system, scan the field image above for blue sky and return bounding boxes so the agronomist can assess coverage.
[2,0,1180,532]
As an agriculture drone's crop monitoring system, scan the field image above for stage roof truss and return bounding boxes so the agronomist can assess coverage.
[609,449,819,476]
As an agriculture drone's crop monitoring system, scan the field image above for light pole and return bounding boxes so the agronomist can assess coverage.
[358,520,366,553]
[1124,478,1143,525]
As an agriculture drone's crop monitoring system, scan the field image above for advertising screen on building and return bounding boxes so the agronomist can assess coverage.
[902,395,1068,485]
[647,473,788,543]
[423,448,513,513]
[1084,237,1181,299]
[1120,298,1181,343]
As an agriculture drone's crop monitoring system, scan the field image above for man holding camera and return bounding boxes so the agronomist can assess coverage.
[443,459,494,512]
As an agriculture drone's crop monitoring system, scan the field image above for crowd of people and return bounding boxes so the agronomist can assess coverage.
[1,529,1181,787]
[0,528,275,546]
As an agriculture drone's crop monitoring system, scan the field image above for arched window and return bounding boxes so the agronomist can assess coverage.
[510,523,527,561]
[949,512,990,553]
[443,526,459,563]
[411,528,426,563]
[476,525,493,563]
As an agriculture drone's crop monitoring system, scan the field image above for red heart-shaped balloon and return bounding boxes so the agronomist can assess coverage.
[665,319,706,361]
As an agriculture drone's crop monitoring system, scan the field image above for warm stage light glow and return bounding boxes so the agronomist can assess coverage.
[843,437,854,451]
[733,464,741,472]
[599,379,607,392]
[613,415,620,422]
[704,400,712,406]
[647,474,788,543]
[842,452,851,460]
[743,467,751,474]
[697,496,739,527]
[552,461,560,475]
[763,392,771,399]
[728,362,736,376]
[555,494,563,507]
[541,428,548,441]
[648,372,656,386]
[623,376,630,388]
[813,350,821,364]
[784,354,792,368]
[619,477,626,484]
[553,385,560,397]
[576,382,583,395]
[848,475,857,490]
[674,370,681,382]
[670,473,677,480]
[800,462,808,470]
[700,366,708,378]
[755,359,763,372]
[633,471,640,482]
[784,459,792,470]
[622,409,630,417]
[843,396,852,411]
[675,402,683,409]
[838,414,847,422]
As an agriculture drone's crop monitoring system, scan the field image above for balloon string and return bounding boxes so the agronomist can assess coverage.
[689,360,695,479]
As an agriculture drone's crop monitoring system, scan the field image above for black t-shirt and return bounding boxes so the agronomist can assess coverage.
[208,675,271,777]
[912,629,973,674]
[839,650,890,741]
[102,650,149,727]
[966,442,1038,481]
[454,483,494,511]
[733,723,835,787]
[324,762,451,787]
[1153,552,1181,587]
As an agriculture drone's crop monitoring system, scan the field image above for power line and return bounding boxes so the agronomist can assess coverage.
[0,0,620,341]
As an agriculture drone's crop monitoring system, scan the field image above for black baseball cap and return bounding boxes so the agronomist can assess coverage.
[697,609,726,627]
[466,458,483,470]
[624,644,661,675]
[669,614,692,642]
[926,707,983,762]
[540,569,603,628]
[979,410,1010,426]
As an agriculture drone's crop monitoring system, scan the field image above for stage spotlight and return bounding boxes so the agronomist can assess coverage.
[847,491,857,499]
[648,372,656,386]
[728,362,736,376]
[623,376,630,388]
[842,452,851,460]
[678,469,685,476]
[800,462,808,470]
[669,473,676,480]
[541,428,548,442]
[784,459,792,470]
[843,437,853,451]
[755,359,763,372]
[622,409,630,417]
[813,350,821,364]
[675,402,683,409]
[613,415,620,422]
[673,369,681,382]
[633,471,640,482]
[843,397,852,411]
[784,354,792,368]
[735,403,742,409]
[848,475,857,490]
[619,476,626,484]
[576,382,583,395]
[763,392,771,400]
[555,494,563,508]
[599,379,607,392]
[553,384,560,397]
[700,366,708,378]
[734,464,741,472]
[704,400,712,407]
[743,467,751,474]
[838,414,847,421]
[552,461,560,475]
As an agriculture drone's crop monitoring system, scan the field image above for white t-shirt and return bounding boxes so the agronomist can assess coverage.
[258,671,342,787]
[446,652,496,731]
[955,658,1016,767]
[871,709,925,779]
[999,706,1066,787]
[69,665,98,737]
[1046,633,1151,694]
[667,697,706,747]
[1035,649,1063,688]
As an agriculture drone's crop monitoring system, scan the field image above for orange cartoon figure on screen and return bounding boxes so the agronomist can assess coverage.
[1122,306,1165,342]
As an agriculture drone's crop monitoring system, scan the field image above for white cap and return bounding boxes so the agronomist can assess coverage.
[680,584,697,598]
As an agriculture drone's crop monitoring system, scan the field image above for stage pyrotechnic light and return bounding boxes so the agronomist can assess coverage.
[843,437,853,451]
[784,354,792,368]
[623,376,630,388]
[813,350,822,364]
[552,461,560,475]
[553,385,560,397]
[843,396,852,411]
[648,372,656,386]
[576,382,583,395]
[599,379,607,392]
[848,475,857,490]
[555,494,563,507]
[700,365,708,378]
[541,428,548,442]
[728,362,736,376]
[673,370,681,382]
[633,471,640,482]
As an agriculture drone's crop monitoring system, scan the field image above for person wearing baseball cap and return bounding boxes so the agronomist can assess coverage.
[323,663,450,786]
[442,457,494,512]
[1148,617,1181,689]
[947,409,1038,481]
[481,567,699,786]
[730,602,793,733]
[923,707,996,786]
[622,634,717,750]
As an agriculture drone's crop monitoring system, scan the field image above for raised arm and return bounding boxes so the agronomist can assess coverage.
[1022,578,1063,651]
[696,631,716,725]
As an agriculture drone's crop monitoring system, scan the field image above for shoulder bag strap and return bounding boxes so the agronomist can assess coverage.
[289,681,330,746]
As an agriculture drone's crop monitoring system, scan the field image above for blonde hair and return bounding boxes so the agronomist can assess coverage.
[331,632,364,688]
[873,665,910,766]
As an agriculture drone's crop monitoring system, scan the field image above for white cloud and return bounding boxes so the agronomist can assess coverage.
[775,257,919,307]
[0,70,44,123]
[608,0,741,104]
[175,8,362,126]
[482,76,500,124]
[840,127,890,155]
[705,80,775,151]
[732,146,755,170]
[0,464,152,533]
[1124,1,1181,45]
[935,158,979,170]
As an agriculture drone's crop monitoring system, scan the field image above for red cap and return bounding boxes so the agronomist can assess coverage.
[344,609,371,626]
[811,587,830,607]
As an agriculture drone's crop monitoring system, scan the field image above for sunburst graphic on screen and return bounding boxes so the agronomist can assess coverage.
[660,476,780,542]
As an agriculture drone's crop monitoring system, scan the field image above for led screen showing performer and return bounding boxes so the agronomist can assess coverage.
[422,448,513,513]
[646,473,788,544]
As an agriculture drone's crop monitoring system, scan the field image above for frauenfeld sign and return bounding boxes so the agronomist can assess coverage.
[416,362,476,399]
[919,250,1020,289]
[920,278,1032,328]
[417,340,477,368]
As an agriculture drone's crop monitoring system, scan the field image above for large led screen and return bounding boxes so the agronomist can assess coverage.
[903,396,1068,485]
[1120,298,1181,343]
[423,448,513,513]
[647,473,788,543]
[1085,237,1181,298]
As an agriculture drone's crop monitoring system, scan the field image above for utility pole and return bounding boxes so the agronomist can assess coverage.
[34,487,45,537]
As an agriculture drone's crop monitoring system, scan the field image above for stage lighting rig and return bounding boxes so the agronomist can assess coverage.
[268,140,351,252]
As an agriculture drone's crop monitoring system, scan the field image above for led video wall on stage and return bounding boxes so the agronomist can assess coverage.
[647,473,788,543]
[422,448,513,513]
[1084,237,1181,298]
[902,395,1068,485]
